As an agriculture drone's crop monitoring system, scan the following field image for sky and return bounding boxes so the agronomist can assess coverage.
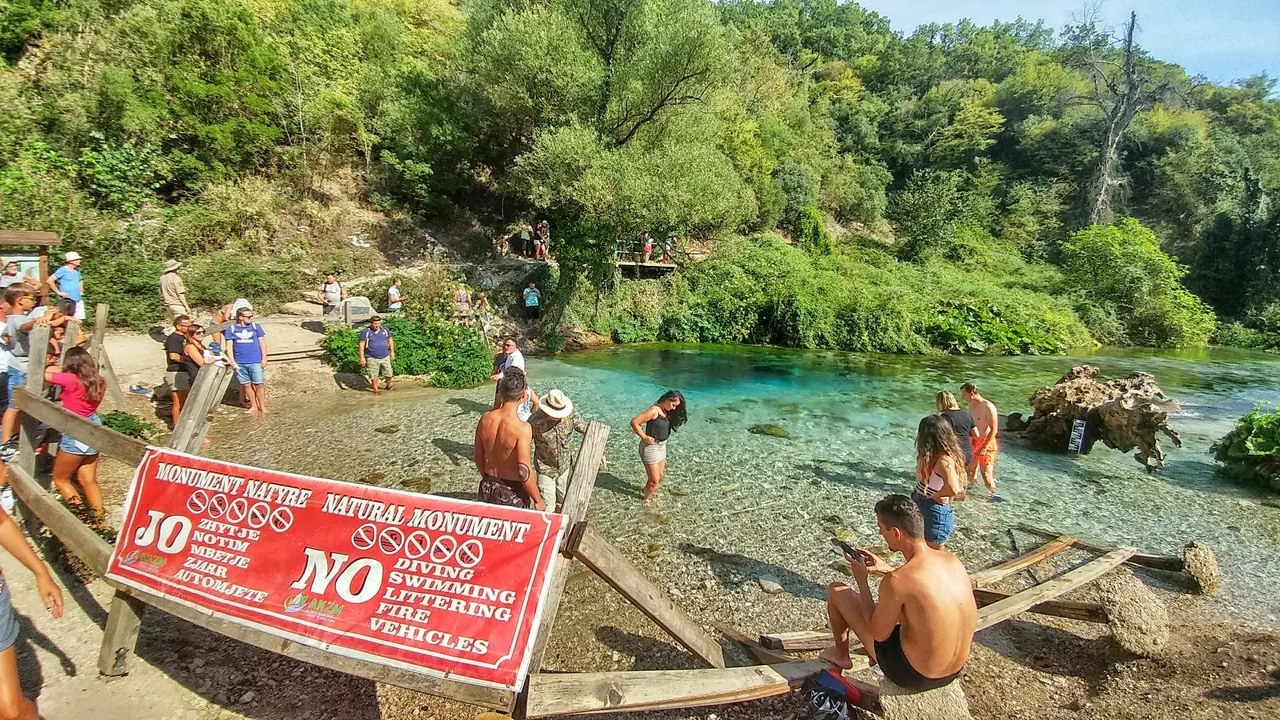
[855,0,1280,85]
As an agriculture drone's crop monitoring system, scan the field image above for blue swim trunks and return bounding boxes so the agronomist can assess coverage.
[0,575,18,651]
[914,495,955,545]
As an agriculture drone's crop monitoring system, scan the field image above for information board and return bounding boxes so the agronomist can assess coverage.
[107,447,565,691]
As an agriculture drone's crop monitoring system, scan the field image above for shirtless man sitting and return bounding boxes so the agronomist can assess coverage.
[819,494,977,693]
[962,382,1000,493]
[474,369,546,511]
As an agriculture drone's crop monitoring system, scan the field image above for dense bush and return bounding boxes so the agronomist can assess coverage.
[1060,219,1216,348]
[349,267,459,319]
[100,411,157,442]
[573,234,1091,355]
[321,317,491,388]
[183,251,304,317]
[1212,404,1280,493]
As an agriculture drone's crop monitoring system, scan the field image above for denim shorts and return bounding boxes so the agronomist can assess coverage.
[58,413,100,456]
[0,576,17,651]
[914,495,955,545]
[6,367,26,399]
[235,363,265,385]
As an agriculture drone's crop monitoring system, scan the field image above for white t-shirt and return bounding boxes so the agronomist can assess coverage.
[499,349,525,375]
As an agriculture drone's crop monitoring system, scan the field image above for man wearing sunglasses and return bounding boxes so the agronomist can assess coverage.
[225,307,268,416]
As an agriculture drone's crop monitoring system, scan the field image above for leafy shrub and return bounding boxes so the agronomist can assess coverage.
[183,251,303,316]
[889,170,963,261]
[794,206,833,255]
[349,268,458,320]
[100,411,157,442]
[925,301,1066,355]
[1060,219,1216,347]
[1212,322,1268,350]
[321,317,491,388]
[84,254,166,331]
[1212,404,1280,493]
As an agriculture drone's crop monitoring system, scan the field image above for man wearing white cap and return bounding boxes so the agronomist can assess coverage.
[528,389,593,511]
[46,251,86,320]
[159,259,190,328]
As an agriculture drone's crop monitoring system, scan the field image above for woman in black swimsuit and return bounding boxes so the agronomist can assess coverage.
[629,390,687,504]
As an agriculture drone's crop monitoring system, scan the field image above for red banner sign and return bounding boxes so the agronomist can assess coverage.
[107,447,566,692]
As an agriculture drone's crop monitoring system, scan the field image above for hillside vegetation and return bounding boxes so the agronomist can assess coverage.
[3,1,1278,352]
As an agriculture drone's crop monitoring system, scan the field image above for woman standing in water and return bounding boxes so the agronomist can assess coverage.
[630,390,687,504]
[45,347,107,524]
[912,414,967,549]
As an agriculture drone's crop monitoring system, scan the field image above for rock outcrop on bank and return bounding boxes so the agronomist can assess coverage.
[1006,365,1182,469]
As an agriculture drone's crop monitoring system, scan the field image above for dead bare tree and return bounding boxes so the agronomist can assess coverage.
[1067,11,1172,225]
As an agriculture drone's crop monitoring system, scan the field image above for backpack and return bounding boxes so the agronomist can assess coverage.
[802,670,870,720]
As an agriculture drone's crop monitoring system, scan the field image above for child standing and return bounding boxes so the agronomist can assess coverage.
[45,347,106,521]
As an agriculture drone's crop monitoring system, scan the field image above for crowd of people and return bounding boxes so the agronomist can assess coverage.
[617,231,676,265]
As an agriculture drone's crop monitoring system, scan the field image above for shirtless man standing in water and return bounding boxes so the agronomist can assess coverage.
[962,382,1000,493]
[819,494,977,693]
[474,370,546,511]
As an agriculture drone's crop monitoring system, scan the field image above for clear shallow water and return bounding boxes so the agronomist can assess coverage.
[213,344,1280,626]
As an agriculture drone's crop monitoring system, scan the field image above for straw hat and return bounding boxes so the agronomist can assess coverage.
[164,259,182,272]
[541,389,574,419]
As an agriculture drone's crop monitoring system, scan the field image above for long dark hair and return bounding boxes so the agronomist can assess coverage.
[916,414,964,479]
[62,346,105,405]
[657,390,687,431]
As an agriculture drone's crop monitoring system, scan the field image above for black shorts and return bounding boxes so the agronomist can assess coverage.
[478,475,531,509]
[526,305,541,319]
[874,625,960,692]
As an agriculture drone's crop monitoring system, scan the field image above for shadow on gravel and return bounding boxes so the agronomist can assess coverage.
[14,610,76,700]
[677,543,826,600]
[1206,666,1280,702]
[594,471,642,500]
[446,397,493,415]
[976,618,1119,694]
[594,626,703,671]
[431,437,473,466]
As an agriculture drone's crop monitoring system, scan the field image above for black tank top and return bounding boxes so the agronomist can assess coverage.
[646,414,671,442]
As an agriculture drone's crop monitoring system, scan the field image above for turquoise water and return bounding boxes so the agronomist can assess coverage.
[214,344,1280,626]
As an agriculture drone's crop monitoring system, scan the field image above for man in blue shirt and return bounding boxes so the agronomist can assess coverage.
[225,307,268,415]
[523,282,541,320]
[358,316,396,394]
[47,251,85,320]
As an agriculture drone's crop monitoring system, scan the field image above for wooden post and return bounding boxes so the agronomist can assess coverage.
[64,319,80,351]
[342,300,352,326]
[96,346,128,412]
[170,363,227,454]
[192,367,235,449]
[515,422,609,717]
[572,527,725,668]
[37,246,49,304]
[16,324,50,478]
[89,303,107,357]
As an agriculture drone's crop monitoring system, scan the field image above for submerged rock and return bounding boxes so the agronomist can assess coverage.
[374,424,401,434]
[748,423,792,439]
[401,476,432,494]
[1013,365,1182,469]
[354,471,384,485]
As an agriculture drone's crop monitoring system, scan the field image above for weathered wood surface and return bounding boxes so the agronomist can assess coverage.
[168,363,233,454]
[719,626,794,665]
[1018,524,1184,572]
[573,527,726,668]
[972,588,1107,624]
[525,660,839,718]
[16,324,50,479]
[6,463,111,576]
[95,342,129,412]
[0,231,60,246]
[98,593,146,676]
[90,303,107,356]
[12,388,147,466]
[969,535,1078,586]
[975,548,1135,630]
[518,421,610,715]
[760,630,837,652]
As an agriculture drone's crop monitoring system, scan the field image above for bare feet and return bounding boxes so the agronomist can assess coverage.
[817,645,854,670]
[385,384,394,391]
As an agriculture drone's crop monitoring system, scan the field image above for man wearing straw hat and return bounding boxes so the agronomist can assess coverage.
[528,389,593,512]
[159,259,190,329]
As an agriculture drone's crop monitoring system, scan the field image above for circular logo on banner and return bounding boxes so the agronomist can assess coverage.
[378,527,405,555]
[247,503,270,529]
[456,539,484,568]
[351,523,377,550]
[405,531,430,559]
[225,498,249,524]
[268,507,293,533]
[186,490,209,515]
[207,494,229,519]
[430,535,457,564]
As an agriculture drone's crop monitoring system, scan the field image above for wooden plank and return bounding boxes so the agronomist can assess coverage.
[89,303,107,357]
[760,630,835,652]
[106,580,514,709]
[573,527,726,668]
[12,388,147,466]
[975,548,1135,630]
[192,367,235,449]
[525,660,841,718]
[525,422,609,668]
[97,593,147,676]
[1017,523,1184,572]
[169,363,221,453]
[96,346,128,412]
[719,626,793,665]
[6,463,111,576]
[969,535,1078,586]
[0,231,60,246]
[38,247,49,304]
[972,588,1107,624]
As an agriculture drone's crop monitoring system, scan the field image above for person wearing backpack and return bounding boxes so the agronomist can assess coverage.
[225,306,268,415]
